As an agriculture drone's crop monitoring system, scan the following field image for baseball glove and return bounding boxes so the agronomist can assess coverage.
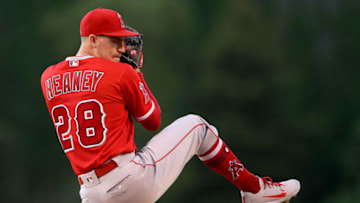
[120,25,143,68]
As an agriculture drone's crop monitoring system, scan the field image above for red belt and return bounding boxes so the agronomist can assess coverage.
[78,160,118,185]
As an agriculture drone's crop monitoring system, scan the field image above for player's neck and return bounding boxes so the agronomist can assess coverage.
[76,49,93,58]
[76,43,95,57]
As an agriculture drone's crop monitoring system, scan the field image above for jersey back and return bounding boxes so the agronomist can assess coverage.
[41,56,155,175]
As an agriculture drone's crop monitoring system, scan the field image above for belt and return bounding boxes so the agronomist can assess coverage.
[78,160,118,185]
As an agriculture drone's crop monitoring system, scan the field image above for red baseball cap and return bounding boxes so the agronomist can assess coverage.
[80,8,140,37]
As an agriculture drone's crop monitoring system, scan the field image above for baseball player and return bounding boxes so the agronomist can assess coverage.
[40,8,301,203]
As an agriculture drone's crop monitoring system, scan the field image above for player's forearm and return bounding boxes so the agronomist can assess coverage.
[137,72,161,131]
[137,72,161,111]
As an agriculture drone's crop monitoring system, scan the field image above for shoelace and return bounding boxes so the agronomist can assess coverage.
[260,177,283,189]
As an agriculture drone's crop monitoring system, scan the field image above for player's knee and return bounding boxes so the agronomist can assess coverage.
[182,114,217,133]
[179,114,220,155]
[183,114,218,137]
[182,114,204,123]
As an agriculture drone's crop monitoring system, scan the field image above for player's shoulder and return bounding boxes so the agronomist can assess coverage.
[97,58,135,72]
[40,57,136,81]
[95,58,138,78]
[40,60,67,81]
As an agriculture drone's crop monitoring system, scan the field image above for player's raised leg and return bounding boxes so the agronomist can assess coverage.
[196,117,301,203]
[135,114,300,202]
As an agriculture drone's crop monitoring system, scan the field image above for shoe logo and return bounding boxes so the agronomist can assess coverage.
[228,159,244,180]
[262,189,287,198]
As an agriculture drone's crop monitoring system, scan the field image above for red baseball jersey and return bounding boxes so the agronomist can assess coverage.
[41,56,161,175]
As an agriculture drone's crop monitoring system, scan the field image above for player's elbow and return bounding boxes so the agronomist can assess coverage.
[140,109,161,131]
[143,119,161,131]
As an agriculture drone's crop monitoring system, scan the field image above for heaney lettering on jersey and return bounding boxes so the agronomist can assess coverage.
[45,70,104,101]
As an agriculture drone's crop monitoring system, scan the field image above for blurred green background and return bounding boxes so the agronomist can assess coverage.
[2,0,360,202]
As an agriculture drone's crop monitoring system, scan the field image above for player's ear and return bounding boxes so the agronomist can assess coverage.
[88,34,98,48]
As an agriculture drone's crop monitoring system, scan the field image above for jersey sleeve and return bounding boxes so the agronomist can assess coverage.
[120,67,161,131]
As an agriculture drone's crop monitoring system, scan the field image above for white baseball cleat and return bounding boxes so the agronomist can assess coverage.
[240,177,301,203]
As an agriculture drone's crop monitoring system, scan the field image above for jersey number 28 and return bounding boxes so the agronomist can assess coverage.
[51,99,107,152]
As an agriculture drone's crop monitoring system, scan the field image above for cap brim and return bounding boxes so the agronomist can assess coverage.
[104,29,140,37]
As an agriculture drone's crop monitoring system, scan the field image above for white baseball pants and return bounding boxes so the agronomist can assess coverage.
[79,114,219,203]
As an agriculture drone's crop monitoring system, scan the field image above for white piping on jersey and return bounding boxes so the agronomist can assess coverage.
[134,100,155,121]
[198,139,223,162]
[65,56,95,61]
